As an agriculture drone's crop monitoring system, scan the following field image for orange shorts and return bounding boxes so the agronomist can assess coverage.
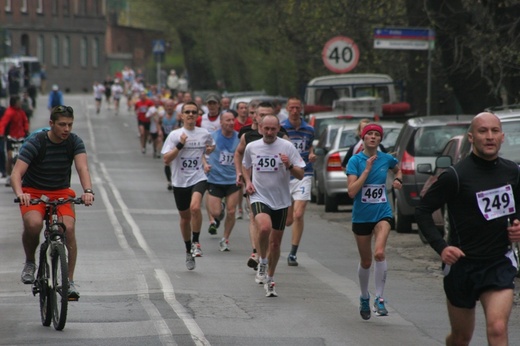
[20,187,76,219]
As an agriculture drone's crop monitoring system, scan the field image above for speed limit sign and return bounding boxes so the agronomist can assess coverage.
[322,36,359,73]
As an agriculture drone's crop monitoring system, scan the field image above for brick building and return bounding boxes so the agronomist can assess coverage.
[0,0,162,94]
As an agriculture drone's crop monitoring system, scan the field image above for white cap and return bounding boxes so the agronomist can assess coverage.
[52,84,59,91]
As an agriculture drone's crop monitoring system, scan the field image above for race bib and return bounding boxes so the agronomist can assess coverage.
[293,139,305,153]
[254,155,280,172]
[476,184,515,221]
[361,184,386,203]
[219,151,234,166]
[180,156,200,172]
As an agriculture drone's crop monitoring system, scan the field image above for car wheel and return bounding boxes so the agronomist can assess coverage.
[324,193,338,212]
[316,180,324,205]
[395,198,413,233]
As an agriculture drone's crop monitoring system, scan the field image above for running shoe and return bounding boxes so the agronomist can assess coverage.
[359,295,371,320]
[219,238,230,252]
[191,242,203,257]
[21,261,36,284]
[208,222,217,235]
[186,252,196,270]
[373,296,388,316]
[236,209,243,220]
[247,253,259,270]
[68,281,80,301]
[287,254,298,266]
[255,263,267,284]
[5,176,11,187]
[219,202,226,221]
[265,279,278,297]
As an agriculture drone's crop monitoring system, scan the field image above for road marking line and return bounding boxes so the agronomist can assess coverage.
[84,100,206,345]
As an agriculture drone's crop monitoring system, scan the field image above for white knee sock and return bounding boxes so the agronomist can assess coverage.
[374,260,387,298]
[358,262,371,299]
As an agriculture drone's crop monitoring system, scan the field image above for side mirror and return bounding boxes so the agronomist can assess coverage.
[435,155,452,169]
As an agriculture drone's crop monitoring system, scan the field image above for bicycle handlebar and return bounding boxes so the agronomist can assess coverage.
[14,196,84,205]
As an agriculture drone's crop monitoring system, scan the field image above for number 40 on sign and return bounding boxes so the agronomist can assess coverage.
[322,36,360,74]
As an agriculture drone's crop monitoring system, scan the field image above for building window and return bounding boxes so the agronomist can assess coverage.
[92,38,99,68]
[37,35,45,62]
[63,37,70,67]
[36,0,43,14]
[21,34,29,55]
[5,0,12,12]
[21,0,27,13]
[80,37,88,67]
[52,36,59,66]
[51,0,56,15]
[63,0,70,16]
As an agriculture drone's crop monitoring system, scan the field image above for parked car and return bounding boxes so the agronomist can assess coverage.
[390,115,474,233]
[417,135,465,242]
[229,95,288,111]
[313,122,403,212]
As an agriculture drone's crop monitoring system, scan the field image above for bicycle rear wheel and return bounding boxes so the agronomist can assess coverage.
[51,244,69,330]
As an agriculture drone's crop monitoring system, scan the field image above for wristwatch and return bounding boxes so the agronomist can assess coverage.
[84,188,95,195]
[287,164,294,171]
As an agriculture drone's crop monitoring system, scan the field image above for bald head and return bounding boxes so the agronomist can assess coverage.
[469,112,501,132]
[468,112,504,160]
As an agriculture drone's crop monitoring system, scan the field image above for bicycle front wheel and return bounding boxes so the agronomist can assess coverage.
[51,244,69,331]
[38,262,53,327]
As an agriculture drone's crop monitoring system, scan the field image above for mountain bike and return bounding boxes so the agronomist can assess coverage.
[15,195,84,331]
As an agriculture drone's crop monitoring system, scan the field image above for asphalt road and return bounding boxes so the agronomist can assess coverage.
[1,94,520,346]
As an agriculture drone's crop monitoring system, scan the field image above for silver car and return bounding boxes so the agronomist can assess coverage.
[391,115,473,233]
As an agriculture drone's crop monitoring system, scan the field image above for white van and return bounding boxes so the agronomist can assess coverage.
[304,73,409,117]
[0,56,42,88]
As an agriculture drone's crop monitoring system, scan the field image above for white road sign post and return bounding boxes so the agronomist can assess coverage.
[322,36,359,74]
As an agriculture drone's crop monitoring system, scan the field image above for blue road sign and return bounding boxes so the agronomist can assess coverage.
[374,28,434,41]
[152,40,165,54]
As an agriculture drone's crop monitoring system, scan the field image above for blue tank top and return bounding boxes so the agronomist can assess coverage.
[207,129,240,185]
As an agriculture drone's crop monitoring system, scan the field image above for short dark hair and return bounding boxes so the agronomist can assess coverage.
[50,105,74,121]
[181,101,199,113]
[9,95,20,107]
[257,101,274,109]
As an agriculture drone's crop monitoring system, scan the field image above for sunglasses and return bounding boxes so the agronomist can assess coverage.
[184,110,198,115]
[52,105,74,115]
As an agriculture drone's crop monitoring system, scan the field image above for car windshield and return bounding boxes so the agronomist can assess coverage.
[314,117,362,137]
[414,125,469,157]
[381,127,401,152]
[339,130,358,148]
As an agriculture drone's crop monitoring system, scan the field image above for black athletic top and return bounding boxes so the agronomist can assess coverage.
[416,152,520,260]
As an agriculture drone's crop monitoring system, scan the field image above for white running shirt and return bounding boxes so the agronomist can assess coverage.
[162,127,214,188]
[243,137,305,209]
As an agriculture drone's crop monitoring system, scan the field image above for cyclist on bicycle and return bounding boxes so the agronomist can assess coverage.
[0,95,29,186]
[10,105,94,300]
